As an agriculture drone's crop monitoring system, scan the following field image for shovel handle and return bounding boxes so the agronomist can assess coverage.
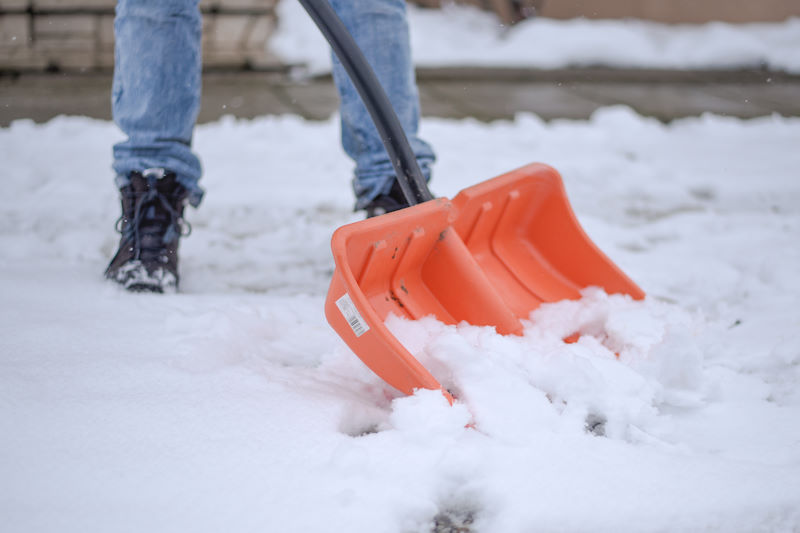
[298,0,434,206]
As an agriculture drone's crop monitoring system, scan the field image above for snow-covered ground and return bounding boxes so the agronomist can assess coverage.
[1,107,799,531]
[272,2,800,74]
[2,5,800,530]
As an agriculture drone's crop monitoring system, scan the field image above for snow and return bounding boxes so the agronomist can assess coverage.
[2,6,800,528]
[1,107,799,531]
[271,2,800,74]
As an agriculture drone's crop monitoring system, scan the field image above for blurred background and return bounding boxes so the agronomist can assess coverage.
[1,0,799,125]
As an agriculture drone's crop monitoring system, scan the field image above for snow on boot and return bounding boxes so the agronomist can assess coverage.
[105,168,190,293]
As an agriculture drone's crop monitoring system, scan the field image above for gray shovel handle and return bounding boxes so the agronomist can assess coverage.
[298,0,434,206]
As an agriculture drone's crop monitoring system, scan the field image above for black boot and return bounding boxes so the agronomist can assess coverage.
[105,168,190,293]
[363,180,409,218]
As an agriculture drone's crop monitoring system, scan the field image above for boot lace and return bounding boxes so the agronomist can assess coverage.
[115,183,191,263]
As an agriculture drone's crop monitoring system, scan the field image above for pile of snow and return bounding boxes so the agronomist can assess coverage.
[1,108,799,531]
[271,2,800,74]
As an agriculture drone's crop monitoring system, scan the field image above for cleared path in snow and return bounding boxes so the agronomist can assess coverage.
[1,67,798,126]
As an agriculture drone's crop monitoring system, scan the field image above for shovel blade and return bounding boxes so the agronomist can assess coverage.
[325,163,644,397]
[450,163,645,314]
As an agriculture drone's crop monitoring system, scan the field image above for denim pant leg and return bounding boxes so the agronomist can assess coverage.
[112,0,204,206]
[330,0,436,210]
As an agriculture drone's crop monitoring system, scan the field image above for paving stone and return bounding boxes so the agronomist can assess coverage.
[197,72,299,122]
[0,0,29,11]
[33,13,95,36]
[200,0,277,9]
[565,82,783,120]
[0,48,49,69]
[203,51,251,69]
[206,14,251,48]
[418,84,467,118]
[1,73,109,123]
[715,83,800,116]
[95,48,112,67]
[423,80,602,120]
[0,14,29,45]
[32,0,115,8]
[1,70,799,128]
[97,13,113,48]
[246,13,274,48]
[277,80,339,120]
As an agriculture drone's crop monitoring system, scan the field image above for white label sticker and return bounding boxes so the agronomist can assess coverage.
[336,293,370,338]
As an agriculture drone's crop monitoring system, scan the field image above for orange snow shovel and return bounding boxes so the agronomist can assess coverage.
[301,0,644,399]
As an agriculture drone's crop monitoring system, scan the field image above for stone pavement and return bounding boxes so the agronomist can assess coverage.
[1,67,799,127]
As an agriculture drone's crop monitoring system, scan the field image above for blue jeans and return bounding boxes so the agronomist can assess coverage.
[112,0,435,209]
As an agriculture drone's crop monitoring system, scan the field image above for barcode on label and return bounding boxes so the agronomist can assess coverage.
[335,293,370,338]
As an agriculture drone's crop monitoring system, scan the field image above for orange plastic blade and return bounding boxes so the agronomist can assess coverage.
[450,163,645,310]
[325,163,644,397]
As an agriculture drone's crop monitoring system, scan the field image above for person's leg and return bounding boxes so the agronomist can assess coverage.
[107,0,202,292]
[329,0,435,211]
[112,0,204,207]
